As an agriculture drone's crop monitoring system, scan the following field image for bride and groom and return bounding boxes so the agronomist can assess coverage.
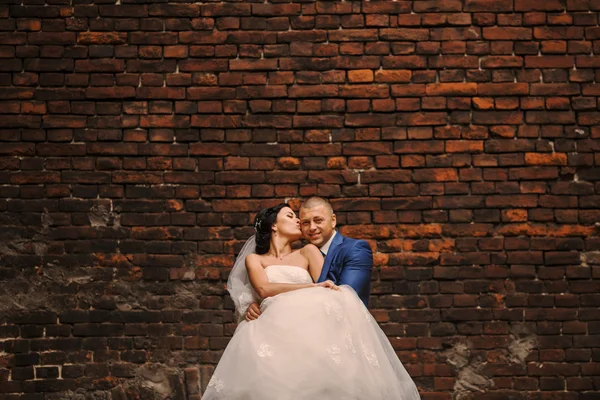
[202,197,421,399]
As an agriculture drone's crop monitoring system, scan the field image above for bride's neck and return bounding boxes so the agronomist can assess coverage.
[269,236,292,258]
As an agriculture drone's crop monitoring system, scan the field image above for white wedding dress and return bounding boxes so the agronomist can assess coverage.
[202,265,421,400]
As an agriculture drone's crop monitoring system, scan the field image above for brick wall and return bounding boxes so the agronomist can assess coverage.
[1,0,600,398]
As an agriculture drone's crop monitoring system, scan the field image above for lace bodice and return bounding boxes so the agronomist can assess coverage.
[264,265,313,284]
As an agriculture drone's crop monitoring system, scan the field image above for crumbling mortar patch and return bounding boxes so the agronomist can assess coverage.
[444,324,537,399]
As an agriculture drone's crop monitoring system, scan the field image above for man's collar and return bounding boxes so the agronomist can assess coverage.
[319,231,337,255]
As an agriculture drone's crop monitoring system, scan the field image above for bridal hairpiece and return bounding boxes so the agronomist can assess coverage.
[254,218,262,232]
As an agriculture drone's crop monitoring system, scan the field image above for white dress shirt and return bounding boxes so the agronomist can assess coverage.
[319,231,337,255]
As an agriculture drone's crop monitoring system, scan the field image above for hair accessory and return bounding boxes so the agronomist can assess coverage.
[254,218,261,232]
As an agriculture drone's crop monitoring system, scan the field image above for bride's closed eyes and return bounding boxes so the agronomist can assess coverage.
[282,210,299,224]
[274,207,301,235]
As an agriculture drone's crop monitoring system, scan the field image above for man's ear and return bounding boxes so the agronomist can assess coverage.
[331,213,337,229]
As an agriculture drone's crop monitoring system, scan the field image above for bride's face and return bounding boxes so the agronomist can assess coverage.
[273,207,302,240]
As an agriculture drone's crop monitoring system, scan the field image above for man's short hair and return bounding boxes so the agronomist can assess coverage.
[300,196,333,215]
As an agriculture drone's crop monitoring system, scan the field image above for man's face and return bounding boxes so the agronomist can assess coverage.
[299,205,336,247]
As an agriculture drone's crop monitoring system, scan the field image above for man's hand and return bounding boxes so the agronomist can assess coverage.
[245,302,261,321]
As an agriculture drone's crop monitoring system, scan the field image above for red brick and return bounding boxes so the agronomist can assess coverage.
[380,28,429,41]
[477,83,529,96]
[483,27,532,40]
[472,97,494,110]
[413,168,458,182]
[577,56,600,68]
[288,85,337,98]
[397,112,448,126]
[426,83,477,96]
[347,70,374,83]
[525,56,575,68]
[526,111,576,124]
[374,70,411,83]
[382,56,427,69]
[473,111,523,125]
[362,2,411,13]
[515,0,565,11]
[531,83,580,96]
[446,141,484,153]
[140,115,190,129]
[42,116,86,129]
[464,0,513,11]
[86,87,135,99]
[340,85,389,98]
[186,87,235,100]
[11,171,60,184]
[149,4,200,17]
[163,46,188,59]
[578,112,600,125]
[229,59,278,71]
[481,56,524,68]
[525,153,567,166]
[77,32,127,45]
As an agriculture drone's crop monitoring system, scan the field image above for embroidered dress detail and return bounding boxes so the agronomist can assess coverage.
[207,374,224,393]
[345,333,357,353]
[361,341,380,368]
[327,344,341,364]
[324,300,344,322]
[257,343,274,357]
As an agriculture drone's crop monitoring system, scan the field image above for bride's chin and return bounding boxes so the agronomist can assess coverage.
[288,232,303,241]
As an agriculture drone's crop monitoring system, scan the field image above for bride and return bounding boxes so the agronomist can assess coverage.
[202,203,421,400]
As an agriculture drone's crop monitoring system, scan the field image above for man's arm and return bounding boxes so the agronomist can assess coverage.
[338,240,373,307]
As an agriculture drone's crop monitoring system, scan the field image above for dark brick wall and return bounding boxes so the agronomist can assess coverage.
[1,0,600,398]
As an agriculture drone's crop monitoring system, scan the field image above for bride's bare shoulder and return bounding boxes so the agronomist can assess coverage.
[245,253,261,266]
[300,243,320,256]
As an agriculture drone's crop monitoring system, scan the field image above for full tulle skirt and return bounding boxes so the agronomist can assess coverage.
[202,285,421,400]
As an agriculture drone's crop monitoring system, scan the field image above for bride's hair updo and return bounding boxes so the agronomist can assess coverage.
[254,203,289,255]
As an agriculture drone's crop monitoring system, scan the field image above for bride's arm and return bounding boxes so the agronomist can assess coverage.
[245,254,316,298]
[302,244,324,282]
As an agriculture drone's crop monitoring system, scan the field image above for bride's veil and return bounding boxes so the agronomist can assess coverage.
[227,234,259,323]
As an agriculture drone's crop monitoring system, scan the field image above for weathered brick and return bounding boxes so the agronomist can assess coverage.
[464,0,513,11]
[77,32,127,45]
[426,83,477,96]
[515,0,565,11]
[0,3,598,399]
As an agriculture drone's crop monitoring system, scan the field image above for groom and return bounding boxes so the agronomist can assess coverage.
[245,196,373,320]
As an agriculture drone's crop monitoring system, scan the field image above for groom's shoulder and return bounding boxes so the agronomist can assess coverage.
[334,235,372,265]
[338,234,370,250]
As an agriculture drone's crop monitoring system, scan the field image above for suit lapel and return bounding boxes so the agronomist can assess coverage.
[318,233,344,282]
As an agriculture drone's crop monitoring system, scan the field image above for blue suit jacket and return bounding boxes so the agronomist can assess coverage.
[317,233,373,307]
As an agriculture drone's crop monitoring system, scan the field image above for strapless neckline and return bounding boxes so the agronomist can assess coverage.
[263,265,308,273]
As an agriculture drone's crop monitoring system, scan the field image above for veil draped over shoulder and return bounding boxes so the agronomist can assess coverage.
[226,235,259,323]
